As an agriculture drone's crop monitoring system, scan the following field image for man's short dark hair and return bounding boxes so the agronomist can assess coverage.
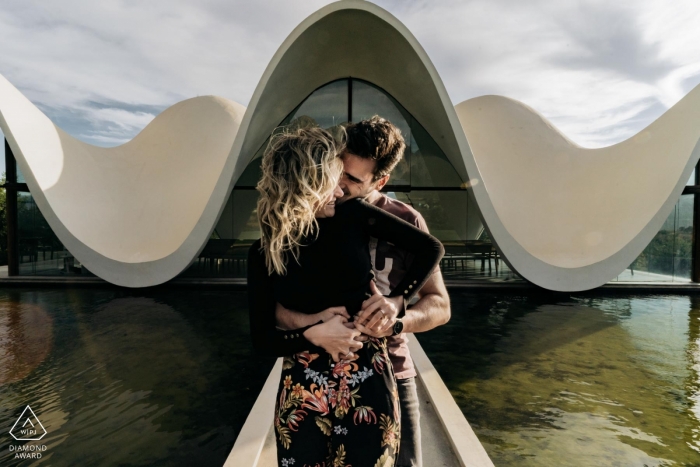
[345,116,406,181]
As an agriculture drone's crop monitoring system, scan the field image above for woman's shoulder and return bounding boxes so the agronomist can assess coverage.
[335,197,375,217]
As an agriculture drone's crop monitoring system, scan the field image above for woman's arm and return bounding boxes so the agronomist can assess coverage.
[275,302,351,330]
[342,198,445,304]
[247,241,326,356]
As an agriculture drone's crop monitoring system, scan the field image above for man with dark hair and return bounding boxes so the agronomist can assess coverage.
[276,116,451,467]
[338,116,450,467]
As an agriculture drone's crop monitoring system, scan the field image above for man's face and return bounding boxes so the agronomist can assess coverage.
[337,152,380,204]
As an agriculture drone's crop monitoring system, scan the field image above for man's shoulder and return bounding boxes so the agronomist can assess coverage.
[374,193,428,232]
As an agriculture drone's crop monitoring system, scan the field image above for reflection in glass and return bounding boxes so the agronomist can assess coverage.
[236,80,350,189]
[617,194,693,282]
[409,123,463,188]
[290,80,348,130]
[17,192,76,275]
[393,191,467,242]
[16,164,25,183]
[235,144,265,188]
[181,189,259,278]
[673,194,693,280]
[352,80,411,186]
[231,190,261,242]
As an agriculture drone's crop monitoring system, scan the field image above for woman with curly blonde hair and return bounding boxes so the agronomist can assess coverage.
[248,126,443,467]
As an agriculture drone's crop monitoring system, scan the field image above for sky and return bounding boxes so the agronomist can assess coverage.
[1,0,700,175]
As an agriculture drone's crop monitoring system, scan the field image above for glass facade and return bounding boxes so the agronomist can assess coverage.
[183,78,489,278]
[16,163,25,183]
[16,192,78,276]
[613,194,694,282]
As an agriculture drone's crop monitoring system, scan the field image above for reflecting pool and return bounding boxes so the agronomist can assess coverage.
[3,287,700,466]
[0,288,274,467]
[419,292,700,466]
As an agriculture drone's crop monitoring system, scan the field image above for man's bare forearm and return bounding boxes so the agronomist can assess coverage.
[401,270,451,334]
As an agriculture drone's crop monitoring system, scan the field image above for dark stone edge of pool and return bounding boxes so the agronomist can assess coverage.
[2,276,700,296]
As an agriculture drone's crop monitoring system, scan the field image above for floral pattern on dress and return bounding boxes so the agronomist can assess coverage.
[275,343,399,466]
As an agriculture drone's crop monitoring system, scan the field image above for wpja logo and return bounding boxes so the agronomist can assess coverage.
[8,406,48,460]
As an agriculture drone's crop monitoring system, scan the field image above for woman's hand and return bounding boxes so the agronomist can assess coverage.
[303,315,364,362]
[354,281,403,337]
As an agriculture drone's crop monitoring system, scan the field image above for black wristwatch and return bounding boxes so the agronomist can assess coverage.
[391,319,404,336]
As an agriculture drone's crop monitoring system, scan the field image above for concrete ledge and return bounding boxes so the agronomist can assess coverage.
[226,339,495,467]
[223,358,282,467]
[408,334,495,467]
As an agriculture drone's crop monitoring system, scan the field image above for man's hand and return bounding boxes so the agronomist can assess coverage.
[303,315,363,362]
[315,306,351,323]
[354,281,403,337]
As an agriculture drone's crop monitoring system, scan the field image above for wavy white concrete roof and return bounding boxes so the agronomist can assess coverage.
[1,0,698,290]
[0,74,245,287]
[457,92,700,290]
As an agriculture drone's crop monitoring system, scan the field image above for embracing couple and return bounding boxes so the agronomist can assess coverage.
[248,117,451,467]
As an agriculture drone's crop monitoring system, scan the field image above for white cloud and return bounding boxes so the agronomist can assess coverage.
[377,0,700,147]
[0,0,699,149]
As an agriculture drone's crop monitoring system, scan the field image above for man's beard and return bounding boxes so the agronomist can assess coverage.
[336,189,355,204]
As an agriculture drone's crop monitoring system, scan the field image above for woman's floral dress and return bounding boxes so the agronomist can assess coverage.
[274,336,400,467]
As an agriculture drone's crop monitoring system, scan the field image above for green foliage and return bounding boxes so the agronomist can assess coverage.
[631,226,693,279]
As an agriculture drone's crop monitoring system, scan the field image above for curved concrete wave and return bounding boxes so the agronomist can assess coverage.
[0,74,245,287]
[1,0,699,291]
[456,90,700,290]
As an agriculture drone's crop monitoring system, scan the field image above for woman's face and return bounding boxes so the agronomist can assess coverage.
[315,184,344,218]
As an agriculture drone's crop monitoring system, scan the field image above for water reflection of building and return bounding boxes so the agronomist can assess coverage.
[687,296,700,454]
[1,1,699,290]
[0,296,52,385]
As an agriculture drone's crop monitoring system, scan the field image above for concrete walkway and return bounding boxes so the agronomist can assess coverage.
[224,335,494,467]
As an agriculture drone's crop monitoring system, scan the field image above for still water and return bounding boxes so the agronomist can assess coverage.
[2,288,700,466]
[419,293,700,466]
[0,288,274,467]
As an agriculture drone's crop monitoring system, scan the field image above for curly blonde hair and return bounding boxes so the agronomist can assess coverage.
[256,126,345,275]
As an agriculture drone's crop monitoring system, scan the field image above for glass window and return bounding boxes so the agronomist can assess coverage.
[180,188,260,279]
[673,194,693,280]
[17,164,25,184]
[352,80,411,186]
[231,190,261,242]
[289,79,349,130]
[236,80,350,189]
[409,123,463,188]
[235,143,265,188]
[351,80,463,188]
[393,190,468,243]
[689,168,696,186]
[17,191,74,275]
[616,194,693,282]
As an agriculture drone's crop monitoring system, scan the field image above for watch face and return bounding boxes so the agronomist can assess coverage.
[393,320,404,335]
